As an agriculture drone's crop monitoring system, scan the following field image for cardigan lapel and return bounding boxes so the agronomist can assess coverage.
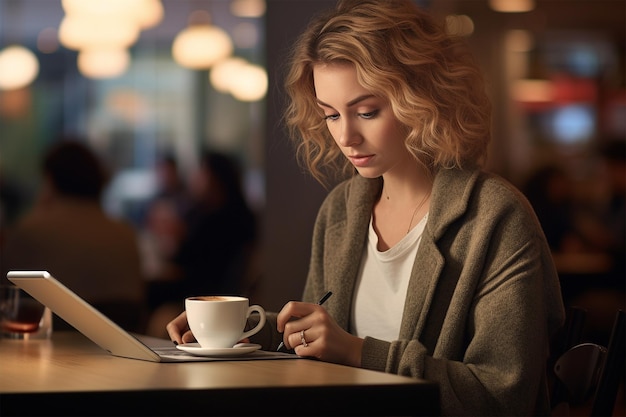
[324,176,382,330]
[400,231,445,342]
[399,169,480,347]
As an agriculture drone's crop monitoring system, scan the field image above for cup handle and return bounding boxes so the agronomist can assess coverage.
[241,305,266,340]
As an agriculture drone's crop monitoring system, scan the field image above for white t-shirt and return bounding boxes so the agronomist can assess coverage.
[351,213,428,342]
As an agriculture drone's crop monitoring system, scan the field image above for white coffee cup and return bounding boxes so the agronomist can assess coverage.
[185,296,266,349]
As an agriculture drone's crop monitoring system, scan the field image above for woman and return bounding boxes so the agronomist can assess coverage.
[167,1,565,414]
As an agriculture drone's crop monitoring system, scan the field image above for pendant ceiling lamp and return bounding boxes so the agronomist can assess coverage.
[172,11,233,70]
[0,1,40,90]
[230,0,266,18]
[0,45,40,90]
[59,14,140,51]
[61,0,163,30]
[210,58,267,102]
[489,0,535,13]
[59,0,163,79]
[77,48,130,80]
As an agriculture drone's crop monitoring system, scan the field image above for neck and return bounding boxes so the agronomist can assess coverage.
[381,175,432,206]
[380,158,431,200]
[379,173,432,235]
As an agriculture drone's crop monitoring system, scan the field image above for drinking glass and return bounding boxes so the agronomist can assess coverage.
[0,285,52,340]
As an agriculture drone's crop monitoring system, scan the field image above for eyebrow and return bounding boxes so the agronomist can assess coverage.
[316,94,376,109]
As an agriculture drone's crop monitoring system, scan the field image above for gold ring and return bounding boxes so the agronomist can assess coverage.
[300,329,308,347]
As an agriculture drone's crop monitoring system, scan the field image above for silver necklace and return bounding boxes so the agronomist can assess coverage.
[406,191,430,234]
[383,189,431,234]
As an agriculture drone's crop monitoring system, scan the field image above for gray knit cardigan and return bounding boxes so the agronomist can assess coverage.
[252,168,565,416]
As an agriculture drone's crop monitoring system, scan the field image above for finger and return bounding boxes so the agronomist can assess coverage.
[287,329,303,350]
[285,326,316,351]
[276,301,315,332]
[181,329,196,344]
[276,301,298,332]
[294,343,311,356]
[292,329,316,357]
[165,311,188,344]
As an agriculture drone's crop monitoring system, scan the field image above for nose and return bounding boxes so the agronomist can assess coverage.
[336,119,362,148]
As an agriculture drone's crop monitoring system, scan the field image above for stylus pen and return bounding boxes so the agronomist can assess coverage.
[276,291,333,352]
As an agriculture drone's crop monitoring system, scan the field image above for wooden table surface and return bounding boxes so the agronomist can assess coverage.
[0,331,440,416]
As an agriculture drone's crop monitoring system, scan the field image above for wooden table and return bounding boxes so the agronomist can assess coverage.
[0,331,439,416]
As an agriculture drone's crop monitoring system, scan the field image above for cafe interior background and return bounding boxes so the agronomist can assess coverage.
[0,0,624,344]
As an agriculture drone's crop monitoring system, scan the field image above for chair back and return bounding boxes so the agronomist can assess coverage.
[554,343,607,402]
[552,309,625,416]
[590,309,625,417]
[551,306,588,410]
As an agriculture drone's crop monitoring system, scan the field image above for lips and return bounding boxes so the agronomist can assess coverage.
[348,154,374,167]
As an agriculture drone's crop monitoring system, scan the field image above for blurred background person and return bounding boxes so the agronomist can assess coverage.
[0,163,27,250]
[566,139,626,345]
[139,153,189,283]
[145,150,259,337]
[0,137,146,332]
[148,153,190,218]
[523,139,626,345]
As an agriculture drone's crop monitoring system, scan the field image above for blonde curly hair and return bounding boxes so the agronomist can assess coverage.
[283,0,492,186]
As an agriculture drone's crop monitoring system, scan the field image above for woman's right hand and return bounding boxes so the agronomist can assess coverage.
[165,311,195,345]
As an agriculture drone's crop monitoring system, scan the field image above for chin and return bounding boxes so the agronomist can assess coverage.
[355,167,382,179]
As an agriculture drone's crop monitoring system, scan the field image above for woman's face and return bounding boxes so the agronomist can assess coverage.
[313,63,411,179]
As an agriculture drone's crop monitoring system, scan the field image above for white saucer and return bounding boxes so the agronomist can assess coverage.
[176,343,262,357]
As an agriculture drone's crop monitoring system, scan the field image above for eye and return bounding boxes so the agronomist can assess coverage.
[324,113,340,121]
[359,110,379,119]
